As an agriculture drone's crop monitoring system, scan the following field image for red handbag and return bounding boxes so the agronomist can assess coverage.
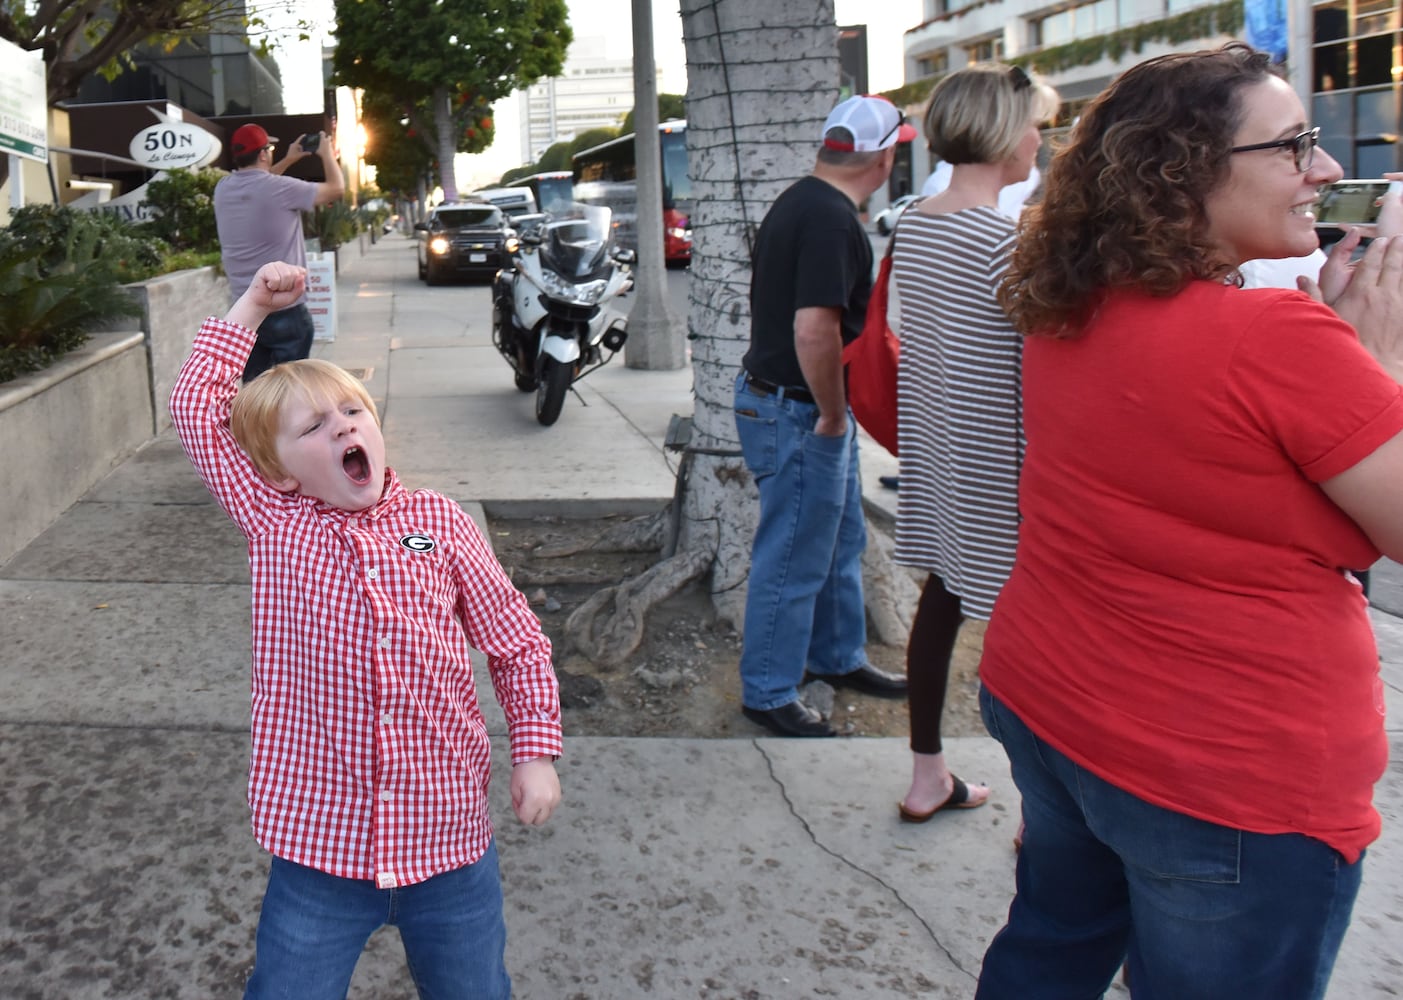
[843,237,900,456]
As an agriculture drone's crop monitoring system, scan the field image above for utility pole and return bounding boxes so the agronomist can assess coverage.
[625,0,685,370]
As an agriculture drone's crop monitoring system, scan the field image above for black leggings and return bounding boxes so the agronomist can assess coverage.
[907,574,965,756]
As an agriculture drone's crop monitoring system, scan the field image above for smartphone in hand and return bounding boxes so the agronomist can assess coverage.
[1313,179,1403,227]
[300,133,321,153]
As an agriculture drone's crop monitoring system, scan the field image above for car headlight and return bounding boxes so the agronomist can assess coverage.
[429,236,451,255]
[667,227,690,241]
[504,236,520,254]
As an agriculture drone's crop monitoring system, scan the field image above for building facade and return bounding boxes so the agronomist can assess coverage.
[895,0,1401,197]
[519,36,669,162]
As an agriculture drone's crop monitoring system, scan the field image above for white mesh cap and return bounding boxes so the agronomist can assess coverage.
[822,95,918,152]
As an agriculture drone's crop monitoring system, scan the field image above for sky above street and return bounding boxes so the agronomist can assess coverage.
[264,0,922,182]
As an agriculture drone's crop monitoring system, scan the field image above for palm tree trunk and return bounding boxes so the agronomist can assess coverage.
[431,86,459,201]
[678,0,840,626]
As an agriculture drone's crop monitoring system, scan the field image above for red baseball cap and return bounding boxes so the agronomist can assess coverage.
[230,124,278,157]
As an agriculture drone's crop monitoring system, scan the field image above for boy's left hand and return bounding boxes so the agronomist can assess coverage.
[511,756,561,826]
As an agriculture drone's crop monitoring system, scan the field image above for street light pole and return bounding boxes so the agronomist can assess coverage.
[625,0,685,370]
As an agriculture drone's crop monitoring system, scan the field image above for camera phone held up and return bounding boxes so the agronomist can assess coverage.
[300,133,321,154]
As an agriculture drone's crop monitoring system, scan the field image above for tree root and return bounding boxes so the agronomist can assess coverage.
[564,545,715,667]
[532,511,667,558]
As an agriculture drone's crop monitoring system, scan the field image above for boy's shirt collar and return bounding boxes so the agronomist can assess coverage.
[298,467,406,519]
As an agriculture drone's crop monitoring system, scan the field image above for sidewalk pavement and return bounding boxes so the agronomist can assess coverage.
[2,235,1400,998]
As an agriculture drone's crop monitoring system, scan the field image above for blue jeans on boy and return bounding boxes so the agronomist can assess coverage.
[243,302,315,382]
[733,372,868,711]
[976,686,1362,1000]
[243,842,510,1000]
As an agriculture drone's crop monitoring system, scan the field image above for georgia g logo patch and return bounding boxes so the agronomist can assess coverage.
[399,533,436,554]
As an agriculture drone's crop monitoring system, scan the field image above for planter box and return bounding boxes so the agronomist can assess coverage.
[0,332,153,567]
[117,266,230,433]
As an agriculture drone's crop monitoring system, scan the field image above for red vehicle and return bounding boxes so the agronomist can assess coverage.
[572,121,692,265]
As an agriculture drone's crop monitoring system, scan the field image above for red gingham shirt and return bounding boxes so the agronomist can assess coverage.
[170,317,562,888]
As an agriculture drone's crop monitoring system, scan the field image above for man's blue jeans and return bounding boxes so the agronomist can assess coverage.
[242,842,510,1000]
[243,302,315,382]
[976,686,1362,1000]
[733,373,867,711]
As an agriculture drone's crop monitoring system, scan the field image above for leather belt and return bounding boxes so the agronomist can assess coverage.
[744,374,816,405]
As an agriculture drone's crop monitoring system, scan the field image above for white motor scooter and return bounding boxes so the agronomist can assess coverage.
[491,203,634,426]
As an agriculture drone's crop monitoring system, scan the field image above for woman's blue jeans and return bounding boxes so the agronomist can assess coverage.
[242,842,510,1000]
[976,686,1362,1000]
[733,373,868,710]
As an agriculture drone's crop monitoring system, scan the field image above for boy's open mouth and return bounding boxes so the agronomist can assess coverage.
[342,445,371,485]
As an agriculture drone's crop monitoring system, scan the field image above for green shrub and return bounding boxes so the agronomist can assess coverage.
[156,248,224,275]
[0,226,143,384]
[304,200,362,251]
[5,204,167,283]
[139,168,224,253]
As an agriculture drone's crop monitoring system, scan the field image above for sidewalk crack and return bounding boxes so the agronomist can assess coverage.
[750,740,978,983]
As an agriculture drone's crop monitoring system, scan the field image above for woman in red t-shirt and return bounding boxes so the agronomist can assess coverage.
[974,43,1403,1000]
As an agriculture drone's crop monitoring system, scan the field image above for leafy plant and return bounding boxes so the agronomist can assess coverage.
[139,167,224,252]
[6,204,168,283]
[0,226,143,383]
[304,200,361,251]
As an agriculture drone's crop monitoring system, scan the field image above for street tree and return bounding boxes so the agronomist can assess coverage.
[358,90,435,202]
[565,0,915,665]
[332,0,570,202]
[0,0,304,187]
[619,94,686,135]
[0,0,301,106]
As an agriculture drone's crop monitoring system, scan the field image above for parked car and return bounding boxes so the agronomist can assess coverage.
[415,203,516,284]
[872,193,920,235]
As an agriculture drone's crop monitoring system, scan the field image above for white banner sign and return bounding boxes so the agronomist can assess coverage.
[0,37,48,163]
[129,107,221,169]
[307,251,337,342]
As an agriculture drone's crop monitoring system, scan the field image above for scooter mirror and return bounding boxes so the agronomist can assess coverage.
[521,231,543,247]
[613,248,637,264]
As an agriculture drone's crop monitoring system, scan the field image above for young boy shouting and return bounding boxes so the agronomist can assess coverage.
[170,261,562,998]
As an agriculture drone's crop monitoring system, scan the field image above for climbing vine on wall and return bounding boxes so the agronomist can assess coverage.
[883,0,1244,107]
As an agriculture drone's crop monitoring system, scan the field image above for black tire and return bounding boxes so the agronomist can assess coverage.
[418,254,427,280]
[535,356,572,426]
[426,261,443,286]
[876,218,890,235]
[514,370,537,392]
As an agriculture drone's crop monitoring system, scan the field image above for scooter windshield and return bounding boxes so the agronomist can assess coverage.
[539,203,613,279]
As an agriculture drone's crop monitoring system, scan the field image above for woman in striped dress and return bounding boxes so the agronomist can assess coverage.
[892,64,1059,822]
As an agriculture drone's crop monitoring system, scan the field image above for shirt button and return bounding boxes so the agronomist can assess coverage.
[379,637,391,649]
[381,789,393,802]
[381,713,392,725]
[368,568,379,579]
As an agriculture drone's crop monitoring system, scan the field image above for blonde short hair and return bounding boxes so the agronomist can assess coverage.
[230,359,379,482]
[925,64,1059,165]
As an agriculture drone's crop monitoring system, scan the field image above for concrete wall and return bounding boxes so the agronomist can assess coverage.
[116,266,231,433]
[0,333,154,567]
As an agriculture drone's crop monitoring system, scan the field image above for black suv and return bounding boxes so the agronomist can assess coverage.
[415,203,515,284]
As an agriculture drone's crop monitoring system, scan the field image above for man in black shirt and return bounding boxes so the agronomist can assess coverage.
[734,96,916,737]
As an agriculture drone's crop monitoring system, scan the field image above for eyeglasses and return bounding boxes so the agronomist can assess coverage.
[1229,126,1320,173]
[880,111,907,148]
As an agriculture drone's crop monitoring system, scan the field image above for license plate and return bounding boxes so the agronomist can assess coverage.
[469,253,487,263]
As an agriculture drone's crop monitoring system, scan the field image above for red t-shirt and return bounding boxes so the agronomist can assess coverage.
[981,281,1403,862]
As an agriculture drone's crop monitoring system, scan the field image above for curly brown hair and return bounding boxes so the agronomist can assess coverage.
[998,43,1277,338]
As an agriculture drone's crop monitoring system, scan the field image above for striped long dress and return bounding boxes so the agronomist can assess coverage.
[890,206,1023,621]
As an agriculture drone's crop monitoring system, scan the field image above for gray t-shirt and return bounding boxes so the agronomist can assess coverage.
[213,169,319,303]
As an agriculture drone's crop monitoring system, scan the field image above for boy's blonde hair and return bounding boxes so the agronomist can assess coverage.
[230,359,379,482]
